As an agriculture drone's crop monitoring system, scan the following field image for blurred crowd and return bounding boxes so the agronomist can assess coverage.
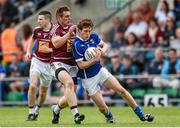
[0,0,53,32]
[0,0,180,103]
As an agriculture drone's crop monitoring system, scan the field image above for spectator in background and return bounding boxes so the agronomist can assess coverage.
[111,28,126,49]
[0,62,6,101]
[155,0,174,31]
[145,18,162,48]
[125,0,154,26]
[21,24,32,53]
[15,0,35,21]
[157,36,169,48]
[5,54,27,100]
[170,27,180,58]
[0,0,19,32]
[6,54,25,77]
[120,55,139,89]
[173,0,180,27]
[123,33,144,66]
[153,48,180,89]
[1,21,22,63]
[163,17,176,44]
[0,34,2,61]
[125,11,148,39]
[107,17,126,43]
[147,47,164,74]
[0,62,6,80]
[146,47,164,89]
[107,51,122,76]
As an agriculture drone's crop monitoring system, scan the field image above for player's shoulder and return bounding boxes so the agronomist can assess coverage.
[51,23,60,32]
[33,26,42,33]
[91,31,98,37]
[72,37,81,46]
[52,23,60,29]
[90,32,99,39]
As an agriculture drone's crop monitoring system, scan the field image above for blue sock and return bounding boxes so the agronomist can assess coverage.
[134,106,145,119]
[104,110,113,119]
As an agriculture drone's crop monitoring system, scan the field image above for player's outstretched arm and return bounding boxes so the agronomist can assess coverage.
[25,36,35,61]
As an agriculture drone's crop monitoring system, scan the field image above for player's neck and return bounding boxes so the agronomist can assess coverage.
[43,23,52,32]
[58,22,68,29]
[78,35,87,41]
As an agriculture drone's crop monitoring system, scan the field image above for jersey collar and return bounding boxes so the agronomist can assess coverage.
[77,35,90,43]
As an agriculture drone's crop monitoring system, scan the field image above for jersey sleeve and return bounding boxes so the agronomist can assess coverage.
[32,28,38,39]
[50,25,60,39]
[71,41,84,62]
[91,32,101,45]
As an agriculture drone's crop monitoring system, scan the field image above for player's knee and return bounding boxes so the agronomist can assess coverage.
[39,91,46,98]
[65,80,74,90]
[29,84,37,91]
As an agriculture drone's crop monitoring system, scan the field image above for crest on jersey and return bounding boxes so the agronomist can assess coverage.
[43,33,48,38]
[90,39,95,44]
[62,31,66,34]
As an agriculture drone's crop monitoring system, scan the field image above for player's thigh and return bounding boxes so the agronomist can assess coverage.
[40,72,53,87]
[58,70,74,85]
[51,62,75,84]
[81,76,100,96]
[91,90,107,108]
[103,75,125,92]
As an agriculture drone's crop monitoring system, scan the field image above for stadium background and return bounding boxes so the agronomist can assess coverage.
[0,0,180,127]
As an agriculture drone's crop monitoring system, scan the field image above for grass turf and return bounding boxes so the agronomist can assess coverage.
[0,106,180,127]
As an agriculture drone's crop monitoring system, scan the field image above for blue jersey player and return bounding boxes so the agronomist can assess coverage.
[71,19,154,123]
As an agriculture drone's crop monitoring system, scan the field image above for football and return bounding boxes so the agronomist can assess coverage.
[84,47,96,61]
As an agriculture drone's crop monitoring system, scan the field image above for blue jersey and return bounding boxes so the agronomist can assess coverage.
[71,32,102,79]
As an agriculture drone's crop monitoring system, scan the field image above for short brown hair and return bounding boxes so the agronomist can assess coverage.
[38,11,52,21]
[77,19,94,30]
[56,6,70,17]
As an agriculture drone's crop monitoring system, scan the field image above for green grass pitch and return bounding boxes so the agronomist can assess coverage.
[0,106,180,127]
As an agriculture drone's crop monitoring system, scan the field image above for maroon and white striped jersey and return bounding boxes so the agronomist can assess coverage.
[32,26,52,63]
[50,22,76,66]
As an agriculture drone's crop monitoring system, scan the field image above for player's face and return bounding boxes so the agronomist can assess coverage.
[37,15,48,28]
[79,27,92,40]
[58,11,72,26]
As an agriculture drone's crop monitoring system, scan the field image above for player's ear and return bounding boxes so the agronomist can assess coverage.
[78,29,81,33]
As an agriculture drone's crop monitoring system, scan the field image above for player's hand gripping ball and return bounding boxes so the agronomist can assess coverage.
[84,47,96,61]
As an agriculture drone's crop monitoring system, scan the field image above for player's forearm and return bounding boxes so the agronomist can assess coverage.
[98,41,107,53]
[101,43,107,53]
[52,33,70,48]
[26,37,35,53]
[77,59,96,69]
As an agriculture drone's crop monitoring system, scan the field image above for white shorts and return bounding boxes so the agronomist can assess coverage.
[51,62,78,78]
[81,67,111,96]
[30,57,53,87]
